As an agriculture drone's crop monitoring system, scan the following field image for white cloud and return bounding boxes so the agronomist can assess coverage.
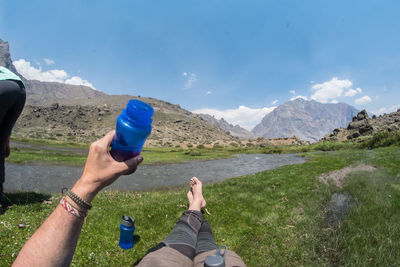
[344,87,362,97]
[331,99,339,104]
[14,59,67,82]
[373,104,400,115]
[289,90,308,101]
[43,58,55,65]
[355,95,372,105]
[193,105,276,130]
[311,77,353,103]
[206,91,212,95]
[13,59,95,89]
[271,99,278,105]
[65,76,95,88]
[184,73,197,88]
[290,95,308,101]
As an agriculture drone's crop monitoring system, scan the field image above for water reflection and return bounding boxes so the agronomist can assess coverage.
[5,154,305,193]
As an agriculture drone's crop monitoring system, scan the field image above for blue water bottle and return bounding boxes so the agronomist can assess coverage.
[111,99,154,162]
[119,215,135,249]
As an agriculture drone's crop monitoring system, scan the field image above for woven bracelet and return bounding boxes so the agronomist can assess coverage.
[62,187,92,210]
[60,197,87,218]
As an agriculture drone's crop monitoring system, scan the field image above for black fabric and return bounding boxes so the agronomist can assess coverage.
[0,80,26,145]
[177,210,204,234]
[0,80,26,200]
[162,210,204,260]
[145,242,166,255]
[195,220,218,255]
[0,150,3,189]
[143,211,218,262]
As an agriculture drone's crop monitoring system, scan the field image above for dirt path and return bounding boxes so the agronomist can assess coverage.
[319,164,377,188]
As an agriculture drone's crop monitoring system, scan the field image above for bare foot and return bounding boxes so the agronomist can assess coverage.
[187,177,206,211]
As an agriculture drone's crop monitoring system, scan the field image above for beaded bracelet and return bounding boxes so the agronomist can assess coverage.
[62,187,92,211]
[60,197,87,218]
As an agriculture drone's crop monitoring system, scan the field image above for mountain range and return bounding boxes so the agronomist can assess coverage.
[1,39,236,147]
[252,99,359,142]
[2,38,360,144]
[197,114,255,139]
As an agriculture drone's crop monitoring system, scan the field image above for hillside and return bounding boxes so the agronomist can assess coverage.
[252,99,359,142]
[1,39,235,147]
[13,99,237,147]
[323,109,400,141]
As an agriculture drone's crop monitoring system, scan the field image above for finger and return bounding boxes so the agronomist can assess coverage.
[100,130,116,147]
[117,155,143,175]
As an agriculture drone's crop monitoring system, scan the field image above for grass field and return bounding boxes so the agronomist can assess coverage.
[7,136,360,166]
[1,146,399,266]
[6,146,238,166]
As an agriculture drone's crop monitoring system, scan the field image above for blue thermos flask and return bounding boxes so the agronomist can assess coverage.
[119,215,135,249]
[111,99,154,162]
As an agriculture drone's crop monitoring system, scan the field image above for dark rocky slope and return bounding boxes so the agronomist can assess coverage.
[323,109,400,141]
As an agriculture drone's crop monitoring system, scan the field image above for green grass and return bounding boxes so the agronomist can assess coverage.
[11,136,89,149]
[360,130,400,149]
[1,146,399,266]
[141,147,236,164]
[7,138,361,166]
[6,146,237,166]
[6,147,88,165]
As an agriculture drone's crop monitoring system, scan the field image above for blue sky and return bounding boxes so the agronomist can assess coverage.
[1,0,399,130]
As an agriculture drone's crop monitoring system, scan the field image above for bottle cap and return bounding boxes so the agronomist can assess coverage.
[121,215,135,227]
[125,99,154,125]
[204,245,227,267]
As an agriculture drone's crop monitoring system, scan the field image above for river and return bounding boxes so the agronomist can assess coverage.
[4,153,305,193]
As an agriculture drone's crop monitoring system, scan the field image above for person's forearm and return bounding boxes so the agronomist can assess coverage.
[13,180,92,267]
[13,131,142,266]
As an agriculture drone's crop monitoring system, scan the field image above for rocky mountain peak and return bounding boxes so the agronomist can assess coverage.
[0,39,20,75]
[353,109,368,121]
[252,99,359,142]
[198,113,255,139]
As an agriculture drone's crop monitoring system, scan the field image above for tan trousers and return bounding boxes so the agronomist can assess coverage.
[137,246,246,267]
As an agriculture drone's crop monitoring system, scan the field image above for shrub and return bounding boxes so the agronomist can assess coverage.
[361,130,400,149]
[313,141,337,151]
[184,150,202,156]
[213,144,223,149]
[262,146,283,154]
[229,142,238,147]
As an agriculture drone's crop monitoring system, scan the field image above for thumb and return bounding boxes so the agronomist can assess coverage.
[118,155,143,175]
